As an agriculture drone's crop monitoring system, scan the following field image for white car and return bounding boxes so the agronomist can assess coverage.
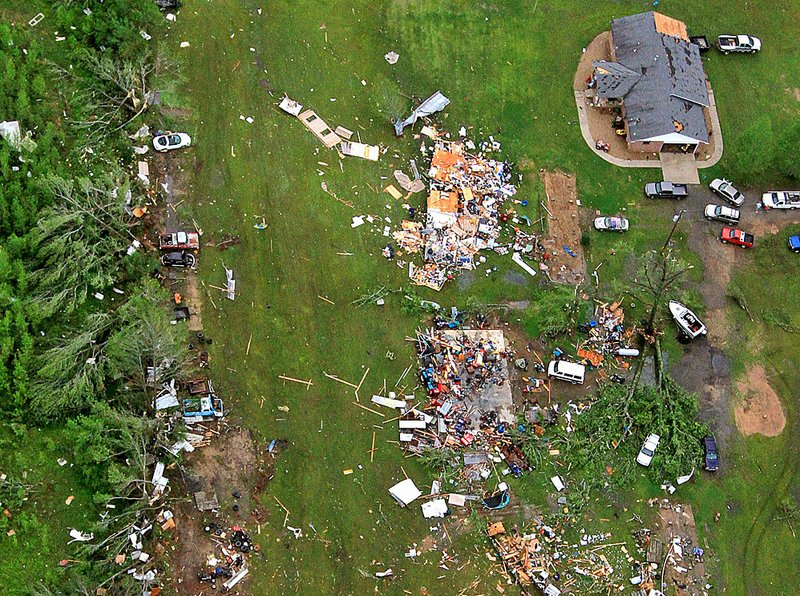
[717,34,761,54]
[593,216,629,232]
[709,178,745,207]
[704,204,740,225]
[153,132,192,152]
[761,191,800,210]
[636,433,661,467]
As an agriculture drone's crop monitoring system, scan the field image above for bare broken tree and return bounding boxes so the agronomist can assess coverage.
[620,249,693,430]
[633,249,694,338]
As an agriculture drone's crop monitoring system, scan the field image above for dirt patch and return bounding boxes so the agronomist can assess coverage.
[734,365,786,437]
[184,275,204,332]
[542,171,585,285]
[573,31,611,90]
[517,157,536,173]
[502,270,529,286]
[655,501,709,594]
[160,106,194,118]
[794,88,800,102]
[167,426,277,592]
[702,307,729,345]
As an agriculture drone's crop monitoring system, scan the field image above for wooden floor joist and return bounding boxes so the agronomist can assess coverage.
[278,374,314,389]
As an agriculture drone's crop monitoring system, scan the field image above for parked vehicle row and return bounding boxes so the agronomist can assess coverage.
[694,32,761,54]
[644,178,746,205]
[155,131,196,271]
[159,231,199,268]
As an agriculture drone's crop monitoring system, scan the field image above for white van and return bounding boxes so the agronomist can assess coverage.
[547,360,586,384]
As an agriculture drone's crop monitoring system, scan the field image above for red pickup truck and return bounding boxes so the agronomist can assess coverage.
[720,227,754,248]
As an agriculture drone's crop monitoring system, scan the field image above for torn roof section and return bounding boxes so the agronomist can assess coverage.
[593,61,641,98]
[595,11,710,144]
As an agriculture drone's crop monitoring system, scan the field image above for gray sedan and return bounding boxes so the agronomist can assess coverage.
[709,178,745,207]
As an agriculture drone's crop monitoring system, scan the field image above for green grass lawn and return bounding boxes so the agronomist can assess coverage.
[0,427,95,588]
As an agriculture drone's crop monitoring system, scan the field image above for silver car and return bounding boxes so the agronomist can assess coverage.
[704,204,740,224]
[709,178,745,207]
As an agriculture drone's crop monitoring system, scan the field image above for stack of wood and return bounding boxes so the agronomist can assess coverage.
[489,524,554,588]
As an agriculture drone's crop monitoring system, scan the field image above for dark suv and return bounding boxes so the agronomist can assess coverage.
[161,250,196,268]
[703,436,719,471]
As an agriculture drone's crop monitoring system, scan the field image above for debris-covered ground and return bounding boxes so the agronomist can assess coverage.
[5,0,800,594]
[168,426,276,592]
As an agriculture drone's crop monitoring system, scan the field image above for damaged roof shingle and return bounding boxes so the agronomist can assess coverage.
[595,11,709,143]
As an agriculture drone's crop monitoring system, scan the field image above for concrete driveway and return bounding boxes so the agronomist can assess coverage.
[660,152,700,184]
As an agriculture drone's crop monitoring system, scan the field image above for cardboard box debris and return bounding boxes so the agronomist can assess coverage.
[194,490,220,512]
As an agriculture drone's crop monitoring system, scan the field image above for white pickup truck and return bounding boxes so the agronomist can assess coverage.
[762,191,800,210]
[717,35,761,54]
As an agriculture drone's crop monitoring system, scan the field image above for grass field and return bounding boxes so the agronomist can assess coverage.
[0,427,95,587]
[0,0,795,593]
[166,0,800,593]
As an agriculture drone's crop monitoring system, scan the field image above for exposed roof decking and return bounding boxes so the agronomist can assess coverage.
[596,12,710,143]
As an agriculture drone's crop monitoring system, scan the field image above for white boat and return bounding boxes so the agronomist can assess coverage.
[669,301,707,339]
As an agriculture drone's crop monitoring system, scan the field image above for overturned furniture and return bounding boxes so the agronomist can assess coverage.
[278,95,303,116]
[340,141,379,161]
[388,478,422,506]
[194,490,220,512]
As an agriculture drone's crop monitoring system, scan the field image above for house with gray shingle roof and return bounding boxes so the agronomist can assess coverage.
[590,12,710,155]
